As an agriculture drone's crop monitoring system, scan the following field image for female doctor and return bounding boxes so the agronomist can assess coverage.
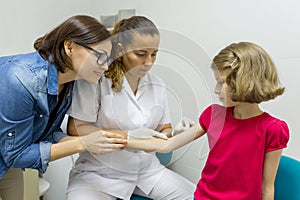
[66,16,195,200]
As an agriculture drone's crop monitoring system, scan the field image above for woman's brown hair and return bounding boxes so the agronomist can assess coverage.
[34,15,110,72]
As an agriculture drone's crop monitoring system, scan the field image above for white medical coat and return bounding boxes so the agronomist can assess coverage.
[67,72,171,199]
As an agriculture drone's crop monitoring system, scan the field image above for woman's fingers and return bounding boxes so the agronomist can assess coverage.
[80,130,127,154]
[103,131,127,139]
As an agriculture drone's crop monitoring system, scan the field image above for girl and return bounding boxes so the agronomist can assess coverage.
[127,42,290,200]
[66,16,195,200]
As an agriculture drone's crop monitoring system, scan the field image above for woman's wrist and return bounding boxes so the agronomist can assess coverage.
[50,136,85,161]
[73,136,86,153]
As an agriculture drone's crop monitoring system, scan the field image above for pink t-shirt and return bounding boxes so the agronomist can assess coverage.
[194,104,289,200]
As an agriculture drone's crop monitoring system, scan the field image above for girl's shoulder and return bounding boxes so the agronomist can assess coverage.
[203,104,228,114]
[262,112,290,152]
[261,112,289,130]
[200,104,228,121]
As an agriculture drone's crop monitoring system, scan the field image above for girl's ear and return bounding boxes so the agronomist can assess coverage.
[64,40,74,56]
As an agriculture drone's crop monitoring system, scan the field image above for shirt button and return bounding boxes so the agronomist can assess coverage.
[8,132,13,137]
[39,114,43,118]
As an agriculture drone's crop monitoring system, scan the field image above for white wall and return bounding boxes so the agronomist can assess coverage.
[129,0,300,159]
[1,0,299,158]
[1,0,299,194]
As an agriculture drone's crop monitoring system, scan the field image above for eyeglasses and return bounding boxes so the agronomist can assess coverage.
[75,42,111,66]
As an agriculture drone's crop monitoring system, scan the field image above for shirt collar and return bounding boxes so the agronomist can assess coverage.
[47,63,59,95]
[138,73,150,86]
[123,73,151,92]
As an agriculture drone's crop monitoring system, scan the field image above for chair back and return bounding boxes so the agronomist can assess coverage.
[274,155,300,200]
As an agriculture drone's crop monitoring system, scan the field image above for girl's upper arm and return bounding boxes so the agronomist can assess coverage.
[262,149,283,199]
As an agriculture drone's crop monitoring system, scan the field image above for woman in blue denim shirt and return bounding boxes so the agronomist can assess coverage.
[0,15,127,200]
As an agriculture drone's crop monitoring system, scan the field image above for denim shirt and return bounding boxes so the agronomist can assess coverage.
[0,52,73,178]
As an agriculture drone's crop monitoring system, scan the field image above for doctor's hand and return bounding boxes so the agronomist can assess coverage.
[127,128,168,140]
[80,130,127,155]
[172,117,196,136]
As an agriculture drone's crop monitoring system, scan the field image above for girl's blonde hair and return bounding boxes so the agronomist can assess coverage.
[105,16,159,92]
[212,42,285,103]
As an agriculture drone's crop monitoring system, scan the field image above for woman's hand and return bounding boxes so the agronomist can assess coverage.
[80,130,127,154]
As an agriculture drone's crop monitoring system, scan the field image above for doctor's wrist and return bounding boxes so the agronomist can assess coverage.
[163,131,172,138]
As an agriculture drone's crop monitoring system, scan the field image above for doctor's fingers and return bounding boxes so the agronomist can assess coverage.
[182,117,196,127]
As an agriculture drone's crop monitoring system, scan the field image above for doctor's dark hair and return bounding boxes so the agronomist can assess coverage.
[212,42,285,103]
[34,15,110,72]
[105,16,159,92]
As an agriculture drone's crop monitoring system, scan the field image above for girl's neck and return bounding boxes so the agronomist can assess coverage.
[232,103,263,119]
